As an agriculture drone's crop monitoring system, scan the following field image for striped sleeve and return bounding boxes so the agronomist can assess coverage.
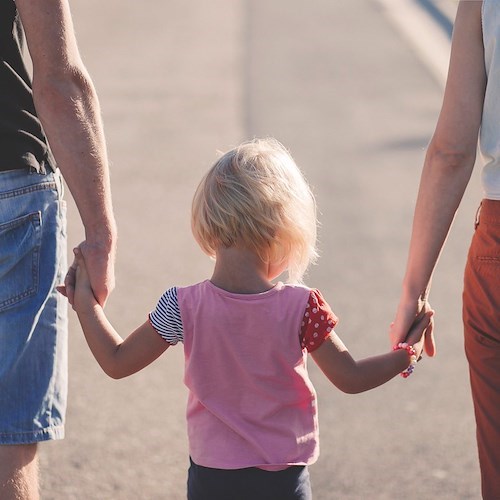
[149,287,184,345]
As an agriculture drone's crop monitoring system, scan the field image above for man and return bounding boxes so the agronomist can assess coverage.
[0,0,116,498]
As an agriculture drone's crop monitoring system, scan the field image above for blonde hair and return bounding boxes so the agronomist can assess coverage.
[191,138,318,283]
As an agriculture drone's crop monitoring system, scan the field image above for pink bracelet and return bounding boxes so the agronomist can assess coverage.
[393,342,418,378]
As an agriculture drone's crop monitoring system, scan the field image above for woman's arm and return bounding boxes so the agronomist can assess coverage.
[390,0,486,353]
[72,249,169,379]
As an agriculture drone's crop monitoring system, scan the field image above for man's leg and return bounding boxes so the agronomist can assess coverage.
[0,444,39,500]
[0,170,67,500]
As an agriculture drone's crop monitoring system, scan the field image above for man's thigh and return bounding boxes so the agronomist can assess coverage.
[0,169,68,445]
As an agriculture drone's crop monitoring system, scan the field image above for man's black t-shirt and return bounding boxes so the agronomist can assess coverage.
[0,0,55,172]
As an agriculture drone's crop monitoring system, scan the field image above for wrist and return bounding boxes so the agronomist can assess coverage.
[393,343,418,378]
[401,282,430,305]
[84,223,117,252]
[76,300,101,319]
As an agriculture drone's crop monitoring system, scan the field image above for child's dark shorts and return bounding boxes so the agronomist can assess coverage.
[187,457,313,500]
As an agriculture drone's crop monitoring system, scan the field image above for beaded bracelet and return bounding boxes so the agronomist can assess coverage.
[393,342,418,378]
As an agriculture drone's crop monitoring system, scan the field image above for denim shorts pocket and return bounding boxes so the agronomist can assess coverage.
[0,211,42,312]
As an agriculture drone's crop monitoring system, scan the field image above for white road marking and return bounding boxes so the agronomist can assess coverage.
[376,0,456,88]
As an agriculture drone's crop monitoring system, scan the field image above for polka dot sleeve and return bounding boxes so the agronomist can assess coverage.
[300,289,339,353]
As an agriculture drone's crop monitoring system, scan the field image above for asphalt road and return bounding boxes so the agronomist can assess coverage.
[39,1,482,498]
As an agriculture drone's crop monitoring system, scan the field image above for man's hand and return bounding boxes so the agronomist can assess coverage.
[78,239,115,306]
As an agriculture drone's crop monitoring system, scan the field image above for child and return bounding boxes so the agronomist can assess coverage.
[66,138,432,500]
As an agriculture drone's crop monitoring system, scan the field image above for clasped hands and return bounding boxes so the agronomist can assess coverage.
[390,297,436,361]
[57,242,115,308]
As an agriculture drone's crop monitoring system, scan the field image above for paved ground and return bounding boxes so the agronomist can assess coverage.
[39,1,482,498]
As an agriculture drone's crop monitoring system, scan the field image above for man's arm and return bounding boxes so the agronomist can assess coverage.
[15,0,117,305]
[390,0,486,353]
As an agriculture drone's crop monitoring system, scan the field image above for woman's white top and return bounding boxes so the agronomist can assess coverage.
[480,0,500,200]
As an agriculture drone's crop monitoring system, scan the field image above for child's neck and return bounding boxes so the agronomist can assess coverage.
[210,246,275,294]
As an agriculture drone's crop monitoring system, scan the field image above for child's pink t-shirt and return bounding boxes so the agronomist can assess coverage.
[149,280,338,470]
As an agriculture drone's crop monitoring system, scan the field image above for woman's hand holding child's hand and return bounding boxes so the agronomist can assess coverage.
[401,307,434,360]
[390,300,435,357]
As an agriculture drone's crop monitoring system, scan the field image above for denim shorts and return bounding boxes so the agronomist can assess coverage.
[0,168,68,444]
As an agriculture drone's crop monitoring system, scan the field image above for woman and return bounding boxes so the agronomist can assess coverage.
[390,1,499,498]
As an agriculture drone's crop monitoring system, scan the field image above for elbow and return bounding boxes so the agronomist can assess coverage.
[32,65,96,113]
[100,345,133,380]
[101,363,127,380]
[333,370,372,394]
[332,377,365,395]
[106,370,124,380]
[337,384,364,395]
[426,140,476,173]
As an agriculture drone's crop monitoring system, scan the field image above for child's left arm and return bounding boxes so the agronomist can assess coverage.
[70,248,170,379]
[311,312,431,394]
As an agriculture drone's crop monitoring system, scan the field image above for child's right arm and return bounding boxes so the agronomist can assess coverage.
[311,312,432,394]
[69,248,170,379]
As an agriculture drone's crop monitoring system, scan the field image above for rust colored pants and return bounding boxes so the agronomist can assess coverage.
[463,199,500,500]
